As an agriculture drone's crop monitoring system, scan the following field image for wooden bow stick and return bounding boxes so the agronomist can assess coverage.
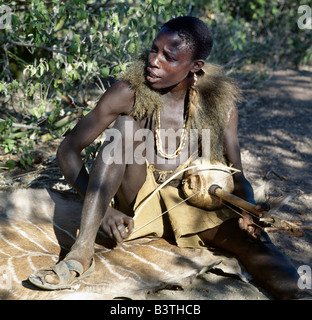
[208,184,311,237]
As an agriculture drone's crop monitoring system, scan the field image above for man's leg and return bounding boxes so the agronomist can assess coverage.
[198,218,306,299]
[44,116,146,285]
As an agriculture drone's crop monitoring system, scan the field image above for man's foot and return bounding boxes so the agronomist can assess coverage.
[28,258,95,290]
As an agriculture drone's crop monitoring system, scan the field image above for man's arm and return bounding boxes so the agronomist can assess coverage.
[223,106,266,238]
[57,81,134,198]
[223,106,255,204]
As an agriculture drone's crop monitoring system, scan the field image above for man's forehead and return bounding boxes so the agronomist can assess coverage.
[153,28,190,53]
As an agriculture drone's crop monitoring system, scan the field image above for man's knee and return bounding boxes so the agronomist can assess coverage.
[199,218,262,254]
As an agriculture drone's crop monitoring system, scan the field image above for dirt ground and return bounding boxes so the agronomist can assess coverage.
[0,66,311,300]
[238,67,312,268]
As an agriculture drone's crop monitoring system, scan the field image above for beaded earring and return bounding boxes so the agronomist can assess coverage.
[193,73,198,86]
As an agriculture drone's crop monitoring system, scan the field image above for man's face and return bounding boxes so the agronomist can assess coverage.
[147,28,195,90]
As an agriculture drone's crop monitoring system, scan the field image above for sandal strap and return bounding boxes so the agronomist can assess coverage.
[65,260,84,277]
[51,261,71,285]
[50,260,83,285]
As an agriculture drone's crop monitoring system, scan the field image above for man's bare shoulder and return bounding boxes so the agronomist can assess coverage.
[108,79,134,96]
[100,80,135,116]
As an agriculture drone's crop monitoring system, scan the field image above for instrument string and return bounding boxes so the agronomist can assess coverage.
[131,166,242,234]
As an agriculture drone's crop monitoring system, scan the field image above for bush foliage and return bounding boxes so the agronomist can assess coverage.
[0,0,311,169]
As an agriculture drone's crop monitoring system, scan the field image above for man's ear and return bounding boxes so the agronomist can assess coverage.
[191,60,205,73]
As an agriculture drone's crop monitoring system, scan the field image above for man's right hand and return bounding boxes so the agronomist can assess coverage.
[238,202,270,239]
[101,207,134,243]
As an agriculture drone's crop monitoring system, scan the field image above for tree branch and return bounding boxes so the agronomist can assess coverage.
[7,39,68,56]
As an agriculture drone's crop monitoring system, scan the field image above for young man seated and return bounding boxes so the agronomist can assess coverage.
[29,16,307,299]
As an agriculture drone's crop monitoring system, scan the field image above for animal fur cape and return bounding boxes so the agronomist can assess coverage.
[119,55,242,162]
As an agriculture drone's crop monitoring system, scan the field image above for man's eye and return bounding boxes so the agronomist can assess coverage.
[165,54,175,61]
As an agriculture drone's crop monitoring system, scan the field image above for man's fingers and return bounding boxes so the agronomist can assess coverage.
[102,225,113,239]
[112,225,123,243]
[238,217,246,230]
[247,225,258,239]
[117,224,129,239]
[124,217,134,235]
[238,217,260,239]
[255,202,271,212]
[238,215,252,229]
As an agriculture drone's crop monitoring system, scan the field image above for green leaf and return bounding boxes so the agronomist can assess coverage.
[19,157,25,168]
[74,34,81,44]
[54,16,66,32]
[87,60,93,72]
[48,110,57,124]
[69,43,78,54]
[77,10,87,20]
[68,55,74,63]
[128,42,136,54]
[4,138,15,152]
[11,14,21,27]
[73,70,80,80]
[101,67,110,78]
[0,83,6,93]
[26,154,33,166]
[5,159,16,170]
[112,66,120,74]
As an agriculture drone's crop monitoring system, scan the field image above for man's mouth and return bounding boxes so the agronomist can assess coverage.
[146,68,160,80]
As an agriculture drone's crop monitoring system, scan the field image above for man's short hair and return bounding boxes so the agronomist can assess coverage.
[162,16,213,61]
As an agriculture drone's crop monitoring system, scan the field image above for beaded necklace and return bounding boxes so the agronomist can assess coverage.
[154,102,189,160]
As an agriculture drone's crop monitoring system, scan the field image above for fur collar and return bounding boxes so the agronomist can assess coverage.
[119,56,241,162]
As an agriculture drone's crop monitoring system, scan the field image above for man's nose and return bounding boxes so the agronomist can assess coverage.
[149,53,160,68]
